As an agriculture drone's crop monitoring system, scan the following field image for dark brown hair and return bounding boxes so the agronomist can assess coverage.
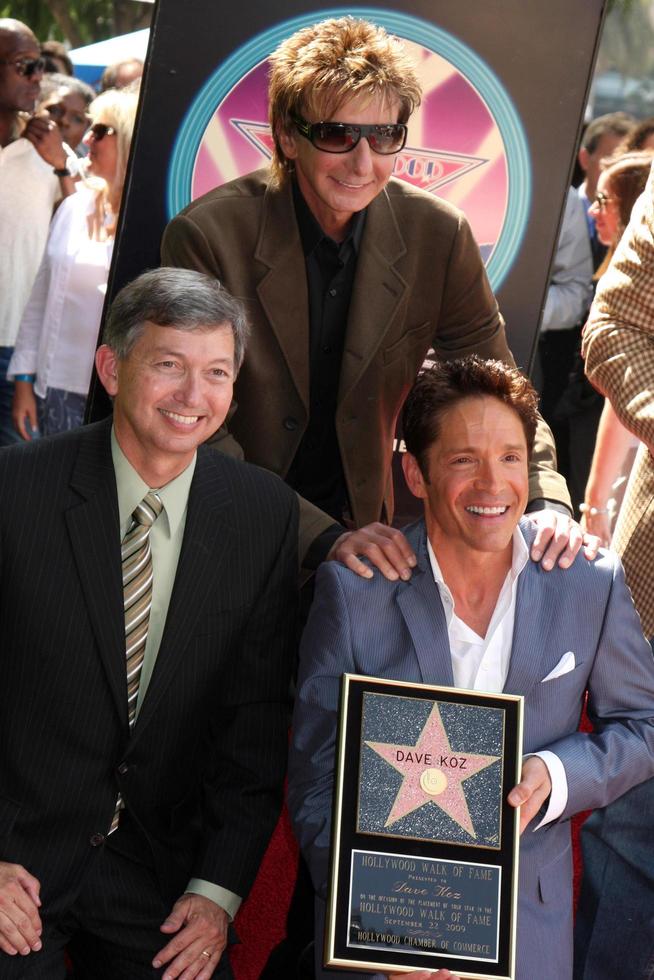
[619,116,654,153]
[41,40,73,76]
[603,150,654,238]
[581,112,634,154]
[402,356,539,476]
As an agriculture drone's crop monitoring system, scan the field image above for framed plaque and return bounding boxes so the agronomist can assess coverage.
[326,674,523,978]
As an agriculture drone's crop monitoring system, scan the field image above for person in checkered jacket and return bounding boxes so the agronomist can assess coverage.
[576,160,654,980]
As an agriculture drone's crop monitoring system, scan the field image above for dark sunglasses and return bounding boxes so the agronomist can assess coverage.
[87,123,116,142]
[0,56,45,78]
[292,114,407,155]
[594,190,613,211]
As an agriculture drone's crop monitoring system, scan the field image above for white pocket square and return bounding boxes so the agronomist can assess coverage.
[541,651,576,682]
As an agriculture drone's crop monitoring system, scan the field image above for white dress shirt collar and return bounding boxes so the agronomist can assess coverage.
[425,525,568,826]
[426,527,529,694]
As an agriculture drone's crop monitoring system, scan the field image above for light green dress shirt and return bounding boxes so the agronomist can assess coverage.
[112,430,241,919]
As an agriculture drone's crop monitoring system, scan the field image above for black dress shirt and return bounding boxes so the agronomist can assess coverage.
[286,180,366,523]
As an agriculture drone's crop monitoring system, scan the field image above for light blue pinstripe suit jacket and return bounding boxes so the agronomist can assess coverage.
[289,518,654,980]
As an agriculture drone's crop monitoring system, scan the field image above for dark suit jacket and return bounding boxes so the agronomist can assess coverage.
[288,519,654,979]
[162,169,570,556]
[0,419,298,920]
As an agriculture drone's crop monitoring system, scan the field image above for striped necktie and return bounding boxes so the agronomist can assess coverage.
[109,490,163,834]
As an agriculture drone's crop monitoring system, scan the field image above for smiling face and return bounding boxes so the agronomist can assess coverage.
[402,395,529,563]
[95,321,235,486]
[278,91,401,240]
[589,170,620,247]
[0,28,42,114]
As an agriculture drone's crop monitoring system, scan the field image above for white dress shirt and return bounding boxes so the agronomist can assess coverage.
[8,184,111,397]
[427,527,568,826]
[0,139,64,347]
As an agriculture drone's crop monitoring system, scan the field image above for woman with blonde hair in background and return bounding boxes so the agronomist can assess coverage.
[581,150,654,546]
[9,87,138,437]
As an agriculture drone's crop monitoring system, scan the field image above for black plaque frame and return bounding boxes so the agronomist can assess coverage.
[326,674,523,977]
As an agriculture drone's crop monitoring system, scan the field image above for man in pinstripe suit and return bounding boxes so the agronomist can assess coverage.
[289,357,654,980]
[0,269,298,979]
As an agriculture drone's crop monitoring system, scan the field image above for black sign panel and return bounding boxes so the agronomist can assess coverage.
[89,0,606,464]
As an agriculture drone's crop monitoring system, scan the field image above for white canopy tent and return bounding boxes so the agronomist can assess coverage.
[69,29,150,86]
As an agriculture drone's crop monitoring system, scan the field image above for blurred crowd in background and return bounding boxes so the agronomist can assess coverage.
[0,18,140,445]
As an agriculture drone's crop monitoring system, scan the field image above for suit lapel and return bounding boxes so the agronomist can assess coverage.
[132,450,235,741]
[65,419,127,726]
[254,179,310,410]
[338,186,408,404]
[397,521,555,697]
[396,523,455,687]
[253,179,408,409]
[504,526,556,697]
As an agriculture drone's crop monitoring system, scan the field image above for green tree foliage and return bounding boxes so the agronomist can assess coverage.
[0,0,645,61]
[0,0,152,48]
[599,0,654,79]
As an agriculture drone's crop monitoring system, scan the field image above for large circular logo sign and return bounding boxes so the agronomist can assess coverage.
[167,7,530,290]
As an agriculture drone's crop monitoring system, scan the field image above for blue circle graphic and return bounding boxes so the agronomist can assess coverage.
[167,6,530,289]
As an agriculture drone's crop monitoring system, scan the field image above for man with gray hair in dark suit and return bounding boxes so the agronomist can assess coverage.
[289,356,654,980]
[0,267,297,979]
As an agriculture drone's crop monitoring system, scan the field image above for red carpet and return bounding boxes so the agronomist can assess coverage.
[232,804,299,980]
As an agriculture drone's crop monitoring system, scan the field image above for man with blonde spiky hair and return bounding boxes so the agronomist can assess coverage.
[266,17,421,186]
[163,15,584,586]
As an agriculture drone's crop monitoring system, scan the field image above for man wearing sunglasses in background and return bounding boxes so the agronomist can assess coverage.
[0,18,77,447]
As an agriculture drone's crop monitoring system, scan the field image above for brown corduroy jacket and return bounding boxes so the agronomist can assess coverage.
[162,168,570,562]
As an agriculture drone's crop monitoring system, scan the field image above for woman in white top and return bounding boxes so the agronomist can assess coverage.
[580,150,654,544]
[9,87,137,438]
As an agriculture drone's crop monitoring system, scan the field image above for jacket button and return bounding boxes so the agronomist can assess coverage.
[89,833,105,847]
[117,762,128,775]
[282,417,298,431]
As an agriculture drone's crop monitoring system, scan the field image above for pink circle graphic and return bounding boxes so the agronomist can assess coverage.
[191,40,508,262]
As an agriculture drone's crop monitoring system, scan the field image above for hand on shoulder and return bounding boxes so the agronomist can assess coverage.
[327,523,417,581]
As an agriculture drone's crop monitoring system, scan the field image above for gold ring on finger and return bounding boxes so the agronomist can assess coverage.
[201,949,212,958]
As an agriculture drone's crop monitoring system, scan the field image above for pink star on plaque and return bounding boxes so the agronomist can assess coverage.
[365,702,500,838]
